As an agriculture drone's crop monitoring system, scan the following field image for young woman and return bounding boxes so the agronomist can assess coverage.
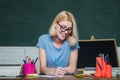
[37,11,80,77]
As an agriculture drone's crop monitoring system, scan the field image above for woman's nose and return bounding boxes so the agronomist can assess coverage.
[64,30,69,34]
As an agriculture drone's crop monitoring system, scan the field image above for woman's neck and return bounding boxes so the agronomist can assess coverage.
[52,36,64,48]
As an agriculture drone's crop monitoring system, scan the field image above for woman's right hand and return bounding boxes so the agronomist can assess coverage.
[54,67,68,77]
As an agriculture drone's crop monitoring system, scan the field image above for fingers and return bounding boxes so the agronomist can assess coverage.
[54,67,68,77]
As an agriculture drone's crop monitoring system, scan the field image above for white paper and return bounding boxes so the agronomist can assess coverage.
[38,75,71,78]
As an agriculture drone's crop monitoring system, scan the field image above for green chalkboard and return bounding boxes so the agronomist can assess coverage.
[0,0,120,46]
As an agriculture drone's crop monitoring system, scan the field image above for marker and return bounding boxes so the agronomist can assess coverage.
[25,56,29,63]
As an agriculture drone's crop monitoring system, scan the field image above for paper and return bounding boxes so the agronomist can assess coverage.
[38,75,71,78]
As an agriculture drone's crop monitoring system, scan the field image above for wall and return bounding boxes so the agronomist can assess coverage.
[0,0,120,46]
[0,46,120,66]
[0,47,39,65]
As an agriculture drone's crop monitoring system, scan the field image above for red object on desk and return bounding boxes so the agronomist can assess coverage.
[102,60,107,77]
[95,57,103,77]
[106,65,112,78]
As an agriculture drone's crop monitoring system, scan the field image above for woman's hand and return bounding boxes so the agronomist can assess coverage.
[54,67,68,77]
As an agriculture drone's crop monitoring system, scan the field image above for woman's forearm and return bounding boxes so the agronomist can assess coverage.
[40,67,56,75]
[64,66,76,74]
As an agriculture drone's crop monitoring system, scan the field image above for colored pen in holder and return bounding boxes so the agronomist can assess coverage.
[95,54,112,78]
[23,57,38,75]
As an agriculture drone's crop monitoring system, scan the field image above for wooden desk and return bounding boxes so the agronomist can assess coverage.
[0,76,120,80]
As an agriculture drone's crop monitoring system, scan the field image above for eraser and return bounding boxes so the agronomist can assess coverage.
[26,74,38,77]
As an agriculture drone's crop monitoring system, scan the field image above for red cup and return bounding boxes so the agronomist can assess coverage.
[106,65,112,78]
[102,60,107,77]
[23,63,36,75]
[95,57,103,77]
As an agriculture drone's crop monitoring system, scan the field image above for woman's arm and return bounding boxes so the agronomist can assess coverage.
[39,48,68,77]
[38,47,78,76]
[64,49,78,74]
[38,48,56,75]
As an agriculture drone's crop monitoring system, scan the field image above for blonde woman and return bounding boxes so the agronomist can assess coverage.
[37,11,80,77]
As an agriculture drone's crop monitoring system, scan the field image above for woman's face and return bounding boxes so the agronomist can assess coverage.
[55,20,73,40]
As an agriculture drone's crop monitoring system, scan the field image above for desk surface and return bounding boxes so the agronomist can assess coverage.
[0,76,120,80]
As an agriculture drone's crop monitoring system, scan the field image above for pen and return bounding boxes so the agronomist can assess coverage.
[106,54,110,65]
[34,57,38,63]
[31,59,34,63]
[55,59,68,74]
[23,59,26,64]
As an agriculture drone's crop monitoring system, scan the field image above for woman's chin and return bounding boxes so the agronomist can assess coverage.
[60,37,65,41]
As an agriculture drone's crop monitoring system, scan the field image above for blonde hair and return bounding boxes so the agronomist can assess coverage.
[49,11,79,46]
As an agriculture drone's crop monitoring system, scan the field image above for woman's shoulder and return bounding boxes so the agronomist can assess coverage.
[38,34,50,40]
[40,34,50,38]
[36,34,51,48]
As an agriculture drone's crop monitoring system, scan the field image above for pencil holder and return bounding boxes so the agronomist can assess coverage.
[102,60,107,77]
[23,63,36,75]
[106,65,112,78]
[95,57,103,77]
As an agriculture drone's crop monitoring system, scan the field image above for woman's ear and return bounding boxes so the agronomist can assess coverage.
[53,21,57,26]
[53,21,58,29]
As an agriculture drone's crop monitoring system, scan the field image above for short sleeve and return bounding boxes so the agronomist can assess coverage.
[71,42,80,51]
[36,35,45,49]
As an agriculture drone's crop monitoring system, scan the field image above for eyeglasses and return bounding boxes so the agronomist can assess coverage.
[57,22,73,33]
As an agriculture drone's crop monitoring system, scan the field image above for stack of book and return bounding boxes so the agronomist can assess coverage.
[0,64,21,77]
[83,67,95,75]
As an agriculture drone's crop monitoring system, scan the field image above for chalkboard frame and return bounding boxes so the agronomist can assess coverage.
[77,39,119,68]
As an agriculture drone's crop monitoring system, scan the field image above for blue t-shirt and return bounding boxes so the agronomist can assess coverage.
[36,34,80,68]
